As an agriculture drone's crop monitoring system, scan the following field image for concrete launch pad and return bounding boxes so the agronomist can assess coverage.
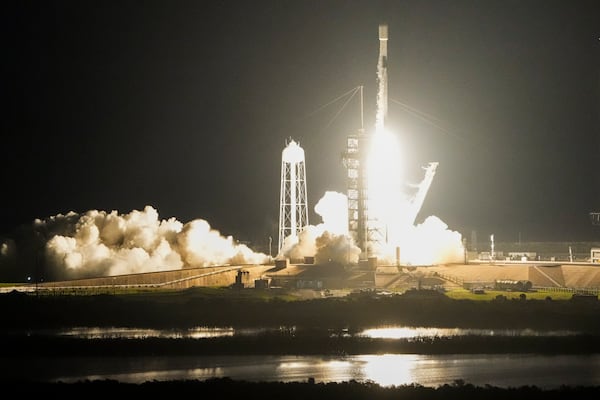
[380,263,600,292]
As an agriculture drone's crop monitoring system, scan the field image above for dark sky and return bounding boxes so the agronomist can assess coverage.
[3,0,599,250]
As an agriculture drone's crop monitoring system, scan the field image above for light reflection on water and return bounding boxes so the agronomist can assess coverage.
[360,354,415,386]
[358,327,580,339]
[24,326,581,339]
[51,326,277,339]
[6,326,595,387]
[36,354,600,389]
[57,326,237,339]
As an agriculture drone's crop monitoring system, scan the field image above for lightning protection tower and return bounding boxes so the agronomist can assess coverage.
[278,139,309,254]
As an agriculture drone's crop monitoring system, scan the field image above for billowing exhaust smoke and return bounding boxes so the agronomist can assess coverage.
[0,205,269,281]
[279,191,362,264]
[277,189,464,267]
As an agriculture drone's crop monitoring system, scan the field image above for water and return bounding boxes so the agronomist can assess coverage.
[358,326,580,339]
[6,354,600,388]
[13,325,582,339]
[5,326,598,388]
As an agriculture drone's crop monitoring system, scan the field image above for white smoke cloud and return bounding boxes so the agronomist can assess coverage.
[2,205,269,281]
[375,215,465,266]
[1,239,15,257]
[279,191,362,264]
[278,183,464,267]
[279,225,319,262]
[313,191,349,235]
[315,231,361,264]
[177,219,268,267]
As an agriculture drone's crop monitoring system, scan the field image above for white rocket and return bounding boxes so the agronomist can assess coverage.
[375,23,388,132]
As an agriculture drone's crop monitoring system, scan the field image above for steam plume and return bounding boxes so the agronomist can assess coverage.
[279,191,362,264]
[279,186,464,267]
[0,205,269,281]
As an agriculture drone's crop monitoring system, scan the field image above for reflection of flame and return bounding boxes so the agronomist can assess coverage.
[359,354,416,387]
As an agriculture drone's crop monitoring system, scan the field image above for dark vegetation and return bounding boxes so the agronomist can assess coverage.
[3,330,600,357]
[2,287,600,359]
[1,288,599,332]
[3,377,600,399]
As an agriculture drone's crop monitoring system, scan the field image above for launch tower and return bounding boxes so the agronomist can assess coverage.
[343,117,370,256]
[278,139,309,254]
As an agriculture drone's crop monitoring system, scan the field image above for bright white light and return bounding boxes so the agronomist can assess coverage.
[366,127,407,254]
[359,354,416,387]
[282,140,305,164]
[314,191,348,235]
[364,125,464,265]
[279,191,361,264]
[367,128,404,211]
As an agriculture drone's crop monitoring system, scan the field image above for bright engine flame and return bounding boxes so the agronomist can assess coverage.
[366,127,407,250]
[366,126,463,265]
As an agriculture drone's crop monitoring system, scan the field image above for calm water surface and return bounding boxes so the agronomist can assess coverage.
[7,354,600,388]
[20,325,582,339]
[6,326,598,388]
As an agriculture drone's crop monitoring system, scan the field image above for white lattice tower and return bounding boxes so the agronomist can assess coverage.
[278,139,309,254]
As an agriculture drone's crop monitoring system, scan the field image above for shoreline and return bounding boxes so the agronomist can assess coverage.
[2,377,600,398]
[3,331,600,357]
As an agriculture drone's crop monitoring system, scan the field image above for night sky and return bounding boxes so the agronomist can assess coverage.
[3,0,599,251]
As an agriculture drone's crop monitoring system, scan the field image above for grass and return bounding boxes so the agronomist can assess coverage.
[4,282,583,303]
[0,282,27,287]
[445,288,574,301]
[111,286,309,302]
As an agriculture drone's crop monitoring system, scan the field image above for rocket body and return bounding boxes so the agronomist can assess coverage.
[376,24,388,132]
[379,24,388,59]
